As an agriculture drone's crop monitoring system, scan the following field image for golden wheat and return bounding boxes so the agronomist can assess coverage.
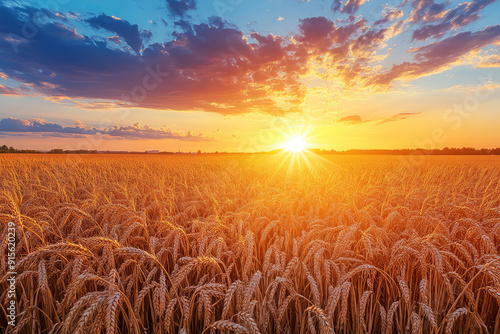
[0,154,499,333]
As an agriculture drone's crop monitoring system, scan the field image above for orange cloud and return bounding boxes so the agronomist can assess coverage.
[337,115,365,124]
[337,113,420,125]
[476,54,500,68]
[0,84,22,96]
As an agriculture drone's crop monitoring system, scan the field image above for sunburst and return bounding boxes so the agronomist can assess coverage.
[284,136,307,153]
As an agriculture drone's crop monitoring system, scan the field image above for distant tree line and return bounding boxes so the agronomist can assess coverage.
[48,149,98,154]
[306,147,500,155]
[0,145,37,153]
[264,147,500,155]
[2,145,500,155]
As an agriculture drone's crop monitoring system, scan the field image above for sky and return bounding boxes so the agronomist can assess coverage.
[0,0,499,152]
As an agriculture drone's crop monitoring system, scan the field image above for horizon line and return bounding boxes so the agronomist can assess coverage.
[2,146,500,155]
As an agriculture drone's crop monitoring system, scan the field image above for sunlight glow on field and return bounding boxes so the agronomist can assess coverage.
[3,155,500,333]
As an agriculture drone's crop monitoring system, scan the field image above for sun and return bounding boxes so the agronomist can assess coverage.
[284,136,307,153]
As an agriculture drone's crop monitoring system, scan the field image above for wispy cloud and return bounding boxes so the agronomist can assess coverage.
[476,54,500,68]
[375,112,421,125]
[410,0,496,41]
[370,25,500,87]
[0,84,22,96]
[337,113,421,125]
[0,117,211,141]
[337,115,365,124]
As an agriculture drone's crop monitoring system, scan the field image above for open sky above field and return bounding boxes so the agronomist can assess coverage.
[0,0,499,152]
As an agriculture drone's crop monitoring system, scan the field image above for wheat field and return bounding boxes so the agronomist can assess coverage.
[1,154,500,333]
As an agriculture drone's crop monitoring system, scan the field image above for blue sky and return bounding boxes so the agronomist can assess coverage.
[0,0,499,151]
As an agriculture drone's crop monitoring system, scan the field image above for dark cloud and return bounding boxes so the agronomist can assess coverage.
[141,29,153,42]
[371,25,500,86]
[0,117,96,134]
[174,19,193,32]
[107,35,121,43]
[297,17,335,46]
[296,16,366,54]
[86,14,143,52]
[166,0,196,18]
[106,123,207,141]
[351,28,387,58]
[0,117,210,141]
[411,0,496,41]
[408,0,448,24]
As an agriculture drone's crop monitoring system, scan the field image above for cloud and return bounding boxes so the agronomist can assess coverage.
[375,112,420,125]
[0,6,310,115]
[296,16,366,53]
[0,117,210,141]
[0,3,499,116]
[332,0,367,14]
[476,54,500,68]
[0,117,93,134]
[374,9,404,26]
[338,115,365,124]
[296,16,336,52]
[0,84,22,96]
[141,29,153,42]
[408,0,448,24]
[410,0,496,41]
[439,82,500,93]
[70,100,131,110]
[86,14,143,52]
[371,25,500,87]
[166,0,196,18]
[106,123,208,141]
[337,113,420,125]
[0,12,261,113]
[107,35,121,44]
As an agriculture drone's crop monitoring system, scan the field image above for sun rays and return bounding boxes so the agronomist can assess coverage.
[284,136,307,153]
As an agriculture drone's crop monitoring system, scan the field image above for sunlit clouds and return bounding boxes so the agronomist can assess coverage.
[0,0,499,151]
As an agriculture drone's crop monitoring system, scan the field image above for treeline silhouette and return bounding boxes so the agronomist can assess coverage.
[2,145,500,155]
[265,147,500,155]
[0,145,37,153]
[307,147,500,155]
